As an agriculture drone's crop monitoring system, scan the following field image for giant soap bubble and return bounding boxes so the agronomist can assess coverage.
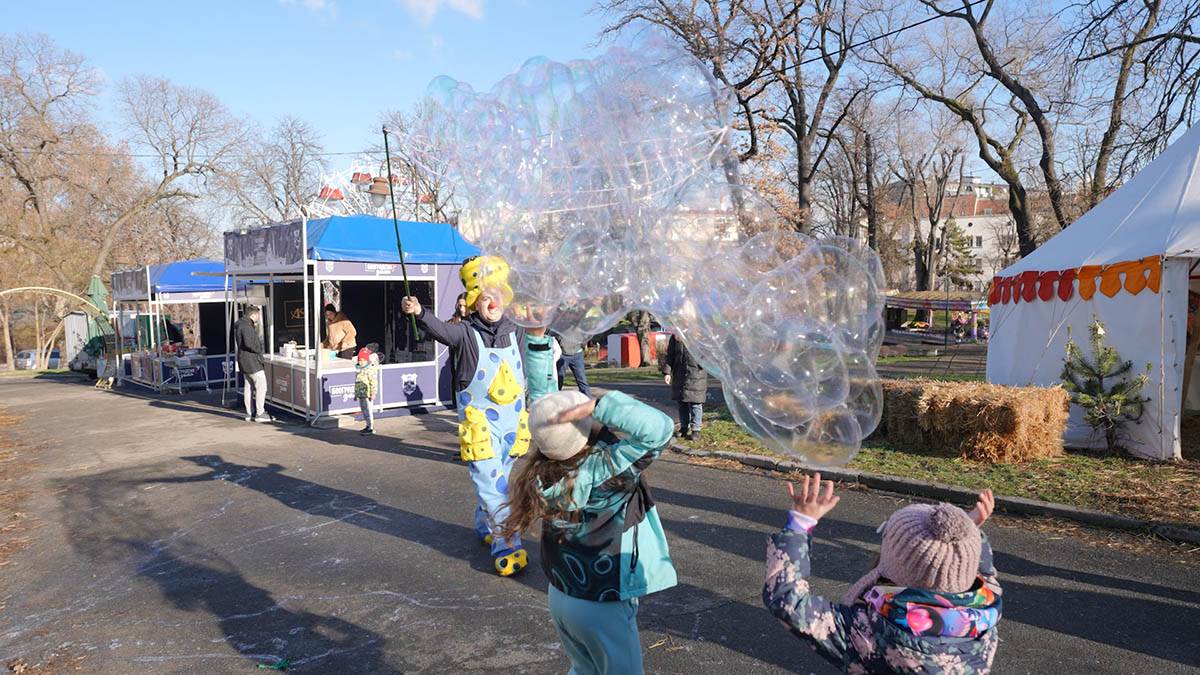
[408,36,885,466]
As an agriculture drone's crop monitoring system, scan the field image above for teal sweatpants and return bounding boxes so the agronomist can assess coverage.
[548,584,643,675]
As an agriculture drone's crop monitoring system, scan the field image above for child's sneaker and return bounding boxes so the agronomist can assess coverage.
[493,547,527,576]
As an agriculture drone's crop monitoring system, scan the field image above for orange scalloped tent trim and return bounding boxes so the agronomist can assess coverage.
[988,256,1161,306]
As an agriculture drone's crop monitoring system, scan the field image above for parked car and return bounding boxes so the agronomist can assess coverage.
[15,349,60,370]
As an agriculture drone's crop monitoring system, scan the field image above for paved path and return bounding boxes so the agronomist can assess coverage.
[0,377,1197,673]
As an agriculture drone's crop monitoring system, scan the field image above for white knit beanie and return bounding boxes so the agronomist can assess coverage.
[529,390,593,460]
[843,502,981,604]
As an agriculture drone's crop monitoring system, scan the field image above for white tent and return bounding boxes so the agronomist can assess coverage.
[986,123,1200,460]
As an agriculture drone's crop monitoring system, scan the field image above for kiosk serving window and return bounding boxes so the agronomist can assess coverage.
[270,280,308,348]
[337,279,435,364]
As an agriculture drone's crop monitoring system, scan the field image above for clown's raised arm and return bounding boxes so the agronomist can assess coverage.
[407,301,470,350]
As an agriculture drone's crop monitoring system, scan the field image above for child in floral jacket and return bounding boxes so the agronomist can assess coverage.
[764,474,1002,674]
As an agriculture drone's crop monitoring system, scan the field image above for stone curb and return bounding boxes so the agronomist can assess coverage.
[669,443,1200,547]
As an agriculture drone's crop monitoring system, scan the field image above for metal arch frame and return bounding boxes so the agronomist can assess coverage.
[0,286,113,380]
[0,287,110,319]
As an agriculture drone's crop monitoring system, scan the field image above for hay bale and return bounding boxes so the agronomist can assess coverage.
[879,379,1068,462]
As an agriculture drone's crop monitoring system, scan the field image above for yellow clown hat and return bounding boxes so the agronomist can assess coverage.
[461,255,513,309]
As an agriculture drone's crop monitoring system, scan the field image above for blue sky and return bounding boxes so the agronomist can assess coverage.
[6,0,607,155]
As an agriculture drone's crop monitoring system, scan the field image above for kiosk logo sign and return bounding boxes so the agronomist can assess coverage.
[329,384,356,403]
[401,373,418,396]
[366,263,395,277]
[275,375,289,394]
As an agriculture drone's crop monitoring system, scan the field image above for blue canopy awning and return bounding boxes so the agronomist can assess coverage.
[306,215,480,264]
[112,259,241,301]
[149,260,229,293]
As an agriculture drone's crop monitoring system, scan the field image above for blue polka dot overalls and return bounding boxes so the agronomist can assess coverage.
[456,330,531,565]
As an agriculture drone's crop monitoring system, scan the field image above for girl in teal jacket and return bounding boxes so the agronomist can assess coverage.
[504,389,677,674]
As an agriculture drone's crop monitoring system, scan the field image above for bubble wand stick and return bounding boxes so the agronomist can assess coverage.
[381,125,422,345]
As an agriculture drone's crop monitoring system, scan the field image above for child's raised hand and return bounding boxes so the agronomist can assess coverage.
[551,397,597,424]
[786,473,840,520]
[968,489,994,527]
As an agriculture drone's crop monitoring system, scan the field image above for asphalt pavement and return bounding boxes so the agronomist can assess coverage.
[0,376,1196,673]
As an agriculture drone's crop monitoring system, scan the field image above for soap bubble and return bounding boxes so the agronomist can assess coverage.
[412,34,886,465]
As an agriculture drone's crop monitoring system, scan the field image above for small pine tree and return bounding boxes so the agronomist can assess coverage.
[1060,318,1151,453]
[938,220,980,289]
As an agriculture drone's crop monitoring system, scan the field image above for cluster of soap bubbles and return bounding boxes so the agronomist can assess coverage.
[411,36,884,465]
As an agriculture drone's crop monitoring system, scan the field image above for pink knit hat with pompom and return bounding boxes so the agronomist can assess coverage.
[843,502,981,604]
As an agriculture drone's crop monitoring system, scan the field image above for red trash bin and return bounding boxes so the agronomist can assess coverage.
[619,334,641,368]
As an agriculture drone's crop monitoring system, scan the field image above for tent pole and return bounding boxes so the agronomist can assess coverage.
[302,214,312,423]
[312,264,322,422]
[222,272,229,407]
[1182,313,1200,413]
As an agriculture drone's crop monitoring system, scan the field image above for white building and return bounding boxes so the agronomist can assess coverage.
[884,177,1019,292]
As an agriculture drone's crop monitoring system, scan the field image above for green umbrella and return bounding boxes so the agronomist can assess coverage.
[84,275,114,344]
[85,275,109,314]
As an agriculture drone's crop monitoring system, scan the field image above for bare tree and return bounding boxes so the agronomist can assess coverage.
[0,34,103,290]
[890,114,966,300]
[380,104,462,224]
[868,14,1043,257]
[751,0,874,231]
[832,96,890,251]
[224,116,326,226]
[597,0,774,162]
[984,217,1018,275]
[0,34,241,367]
[1066,0,1200,208]
[105,74,243,279]
[908,1,1073,232]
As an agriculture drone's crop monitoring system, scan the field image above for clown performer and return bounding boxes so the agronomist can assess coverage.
[401,255,558,576]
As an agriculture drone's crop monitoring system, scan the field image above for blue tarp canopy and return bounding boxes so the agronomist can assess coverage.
[150,260,230,293]
[306,215,480,264]
[113,259,237,301]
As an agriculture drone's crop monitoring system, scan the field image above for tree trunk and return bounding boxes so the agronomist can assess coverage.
[864,132,879,251]
[0,303,12,371]
[796,138,814,234]
[34,301,44,369]
[1008,183,1037,257]
[913,239,933,322]
[41,320,65,370]
[1089,2,1162,209]
[632,311,653,367]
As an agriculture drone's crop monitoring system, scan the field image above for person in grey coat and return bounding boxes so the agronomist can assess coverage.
[661,333,707,440]
[233,305,268,423]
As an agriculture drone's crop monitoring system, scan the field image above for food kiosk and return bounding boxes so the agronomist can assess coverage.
[223,214,479,422]
[111,260,242,393]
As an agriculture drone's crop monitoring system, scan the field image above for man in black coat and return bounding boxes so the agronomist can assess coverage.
[234,305,268,423]
[661,333,708,440]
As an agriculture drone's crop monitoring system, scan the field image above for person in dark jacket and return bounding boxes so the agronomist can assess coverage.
[233,305,268,423]
[661,333,707,440]
[447,292,470,405]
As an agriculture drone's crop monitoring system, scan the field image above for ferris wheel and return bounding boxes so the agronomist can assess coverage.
[305,159,409,219]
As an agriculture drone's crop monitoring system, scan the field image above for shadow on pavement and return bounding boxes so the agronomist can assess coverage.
[654,481,1200,667]
[129,540,389,673]
[54,463,392,672]
[146,455,549,595]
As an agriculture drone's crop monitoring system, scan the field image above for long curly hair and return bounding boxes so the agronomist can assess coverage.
[501,443,603,540]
